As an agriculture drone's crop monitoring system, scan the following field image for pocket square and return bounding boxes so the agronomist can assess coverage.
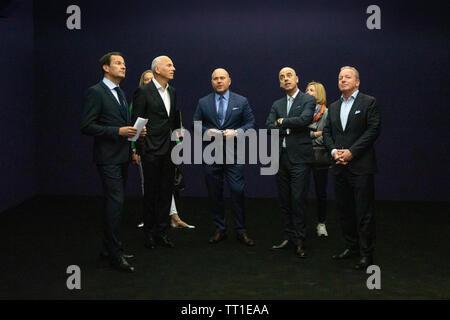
[232,107,239,110]
[355,110,361,114]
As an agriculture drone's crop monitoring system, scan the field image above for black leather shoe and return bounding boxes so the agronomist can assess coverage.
[209,232,227,244]
[100,251,135,260]
[271,239,291,250]
[155,235,175,248]
[295,246,307,258]
[332,249,360,260]
[144,235,156,249]
[110,256,135,273]
[237,233,255,246]
[354,256,373,270]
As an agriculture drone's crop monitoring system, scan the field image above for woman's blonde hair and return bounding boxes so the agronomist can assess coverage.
[139,69,153,87]
[306,81,327,105]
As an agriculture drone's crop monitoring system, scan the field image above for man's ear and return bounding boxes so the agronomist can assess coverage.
[102,64,109,74]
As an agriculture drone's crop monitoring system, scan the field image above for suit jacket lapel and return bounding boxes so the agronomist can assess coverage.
[149,81,169,118]
[279,97,288,118]
[288,92,302,117]
[208,93,220,127]
[100,81,127,121]
[168,86,176,119]
[344,93,362,131]
[335,100,344,132]
[223,91,234,125]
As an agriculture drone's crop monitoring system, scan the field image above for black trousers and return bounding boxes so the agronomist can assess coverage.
[141,151,174,238]
[335,168,376,257]
[277,150,311,246]
[97,163,129,261]
[311,166,329,223]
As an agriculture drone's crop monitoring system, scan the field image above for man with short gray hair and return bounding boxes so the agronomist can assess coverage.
[132,55,181,249]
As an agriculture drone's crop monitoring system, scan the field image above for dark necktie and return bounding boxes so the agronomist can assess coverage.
[218,95,225,126]
[113,87,128,119]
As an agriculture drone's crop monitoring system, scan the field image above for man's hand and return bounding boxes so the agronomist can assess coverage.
[315,131,323,138]
[207,128,222,137]
[334,149,352,165]
[175,128,185,139]
[140,126,147,137]
[119,126,138,138]
[223,129,237,137]
[277,118,284,126]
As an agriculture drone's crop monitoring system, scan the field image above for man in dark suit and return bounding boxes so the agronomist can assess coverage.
[266,67,316,258]
[81,52,145,273]
[132,56,180,249]
[193,68,255,246]
[323,66,381,270]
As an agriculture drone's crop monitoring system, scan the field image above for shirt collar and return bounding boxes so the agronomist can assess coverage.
[215,90,230,101]
[152,77,168,91]
[102,77,119,90]
[341,89,359,102]
[287,89,300,101]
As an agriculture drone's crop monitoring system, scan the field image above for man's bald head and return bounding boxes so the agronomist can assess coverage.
[212,68,230,79]
[211,68,231,94]
[279,67,299,95]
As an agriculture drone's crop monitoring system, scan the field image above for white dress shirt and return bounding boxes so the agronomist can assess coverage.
[340,90,359,131]
[102,77,121,104]
[331,90,359,157]
[152,78,171,116]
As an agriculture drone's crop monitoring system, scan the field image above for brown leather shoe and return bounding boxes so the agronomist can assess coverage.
[209,232,227,244]
[237,233,255,246]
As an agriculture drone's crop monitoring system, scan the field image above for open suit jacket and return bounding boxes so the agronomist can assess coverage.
[81,81,131,164]
[132,80,180,157]
[266,91,316,163]
[323,92,381,175]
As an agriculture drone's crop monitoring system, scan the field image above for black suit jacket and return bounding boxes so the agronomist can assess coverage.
[81,81,131,165]
[323,92,381,175]
[132,81,180,156]
[266,91,316,164]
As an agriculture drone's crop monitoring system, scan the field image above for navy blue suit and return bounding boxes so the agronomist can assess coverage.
[81,81,131,261]
[193,91,255,234]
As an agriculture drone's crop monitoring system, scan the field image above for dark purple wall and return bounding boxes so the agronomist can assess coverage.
[1,0,448,209]
[0,0,36,212]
